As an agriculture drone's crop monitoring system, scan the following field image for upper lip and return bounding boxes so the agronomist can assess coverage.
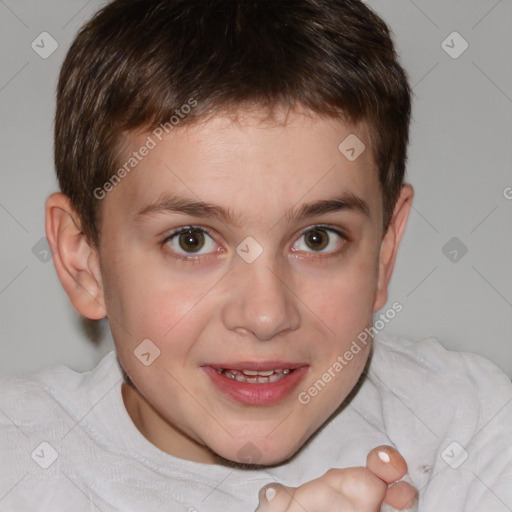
[203,361,308,371]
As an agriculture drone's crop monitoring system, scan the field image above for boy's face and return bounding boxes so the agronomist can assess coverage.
[88,107,404,465]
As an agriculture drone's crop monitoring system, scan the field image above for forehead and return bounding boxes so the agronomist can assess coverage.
[103,107,380,228]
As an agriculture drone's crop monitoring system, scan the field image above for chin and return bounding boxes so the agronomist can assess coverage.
[211,436,305,469]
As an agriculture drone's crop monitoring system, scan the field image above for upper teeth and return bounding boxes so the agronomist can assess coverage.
[242,369,275,376]
[216,368,291,376]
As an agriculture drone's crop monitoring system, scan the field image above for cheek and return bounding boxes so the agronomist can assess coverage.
[304,249,379,336]
[103,254,217,353]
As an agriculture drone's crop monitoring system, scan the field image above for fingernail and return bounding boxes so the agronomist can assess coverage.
[378,450,391,463]
[265,487,276,502]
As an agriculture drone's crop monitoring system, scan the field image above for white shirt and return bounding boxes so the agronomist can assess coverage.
[1,332,511,512]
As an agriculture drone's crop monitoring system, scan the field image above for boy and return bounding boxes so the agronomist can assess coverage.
[1,0,511,511]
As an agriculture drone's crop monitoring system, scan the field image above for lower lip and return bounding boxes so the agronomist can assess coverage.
[201,366,309,405]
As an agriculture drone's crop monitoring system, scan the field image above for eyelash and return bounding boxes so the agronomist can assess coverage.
[161,225,350,264]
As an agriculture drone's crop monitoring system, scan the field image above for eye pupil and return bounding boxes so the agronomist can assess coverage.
[305,229,328,251]
[179,230,204,252]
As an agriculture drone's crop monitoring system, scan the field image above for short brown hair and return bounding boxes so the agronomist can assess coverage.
[55,0,411,247]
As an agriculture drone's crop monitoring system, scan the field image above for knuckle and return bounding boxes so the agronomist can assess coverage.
[323,467,345,481]
[293,467,389,511]
[295,480,339,509]
[328,467,388,501]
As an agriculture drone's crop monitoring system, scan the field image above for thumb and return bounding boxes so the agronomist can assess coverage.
[255,483,296,512]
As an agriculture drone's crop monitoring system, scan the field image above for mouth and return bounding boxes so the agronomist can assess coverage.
[201,362,308,405]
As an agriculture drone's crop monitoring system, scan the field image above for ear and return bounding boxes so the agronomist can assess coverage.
[373,184,414,311]
[45,192,106,320]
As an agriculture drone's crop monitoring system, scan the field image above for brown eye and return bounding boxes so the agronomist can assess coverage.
[292,226,346,255]
[304,229,329,251]
[164,227,217,257]
[178,229,205,253]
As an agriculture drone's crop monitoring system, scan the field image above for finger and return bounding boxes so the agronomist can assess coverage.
[366,445,408,484]
[255,483,295,512]
[381,481,418,512]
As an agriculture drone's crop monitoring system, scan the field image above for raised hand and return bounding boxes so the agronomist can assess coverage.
[255,445,418,512]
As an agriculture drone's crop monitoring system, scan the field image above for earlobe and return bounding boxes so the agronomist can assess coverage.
[45,192,106,320]
[373,184,414,311]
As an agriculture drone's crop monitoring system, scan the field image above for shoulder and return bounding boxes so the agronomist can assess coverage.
[0,351,121,450]
[368,332,512,510]
[0,350,120,416]
[369,331,512,429]
[371,331,511,395]
[0,351,123,506]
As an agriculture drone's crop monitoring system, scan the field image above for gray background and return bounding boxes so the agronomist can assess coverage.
[0,0,511,377]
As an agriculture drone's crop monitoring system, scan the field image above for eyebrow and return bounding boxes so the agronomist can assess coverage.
[135,192,370,228]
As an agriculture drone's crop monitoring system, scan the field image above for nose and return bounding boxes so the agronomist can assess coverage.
[222,255,301,341]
